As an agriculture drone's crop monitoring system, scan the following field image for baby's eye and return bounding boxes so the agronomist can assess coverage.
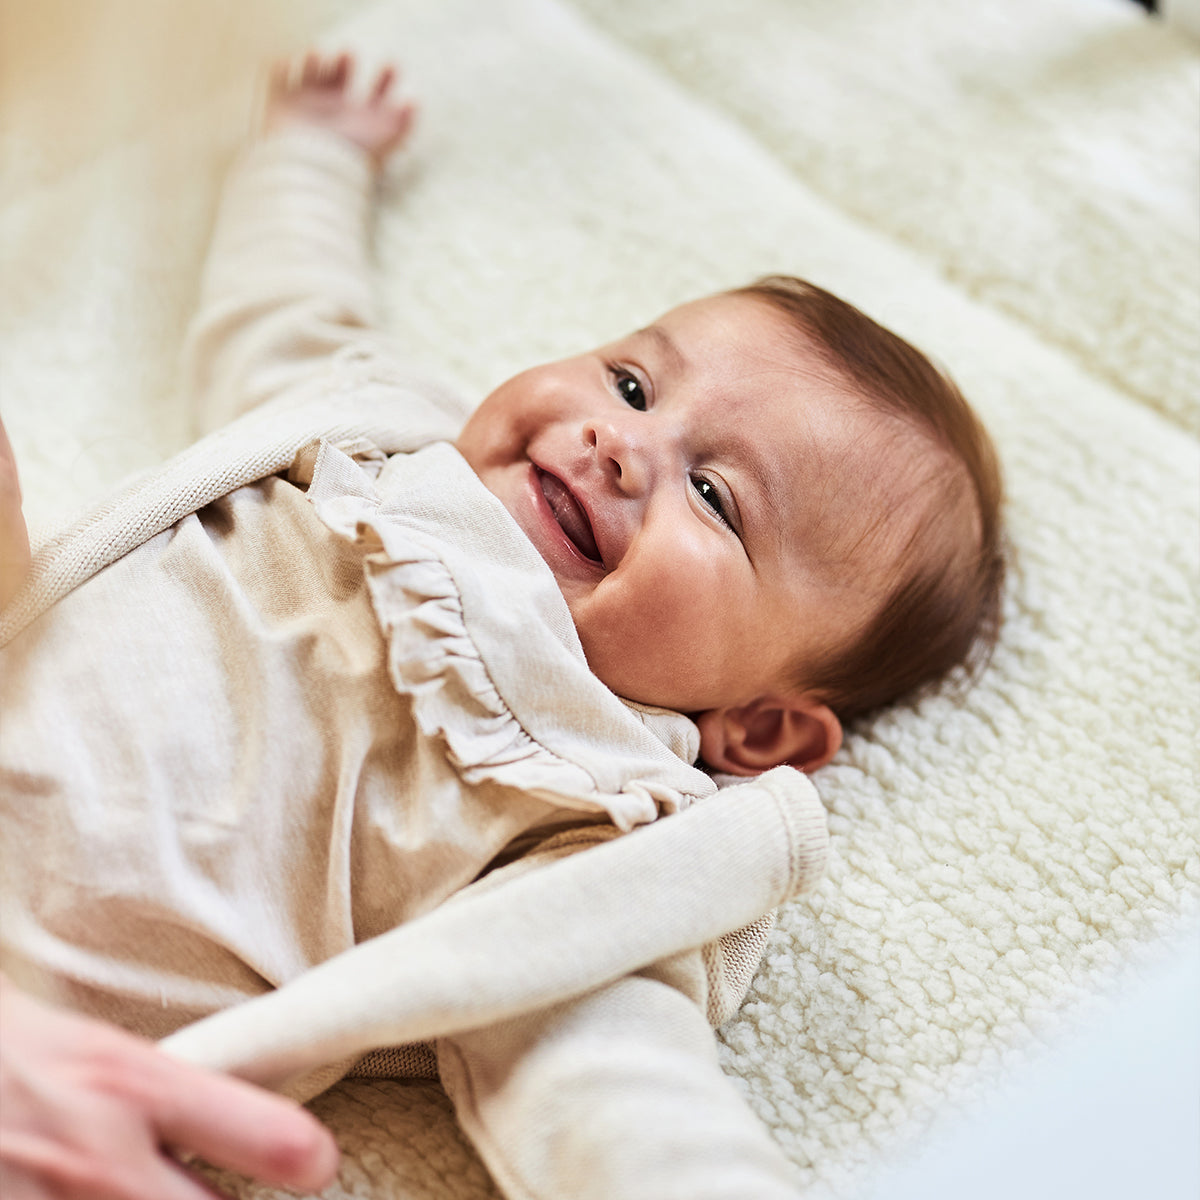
[692,475,732,528]
[612,369,647,412]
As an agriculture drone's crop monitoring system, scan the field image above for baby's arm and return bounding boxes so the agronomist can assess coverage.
[0,416,30,610]
[183,53,415,433]
[440,973,805,1200]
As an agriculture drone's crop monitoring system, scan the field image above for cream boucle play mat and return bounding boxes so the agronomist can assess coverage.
[1,0,1196,1196]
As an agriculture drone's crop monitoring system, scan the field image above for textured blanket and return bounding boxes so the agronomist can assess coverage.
[1,0,1196,1196]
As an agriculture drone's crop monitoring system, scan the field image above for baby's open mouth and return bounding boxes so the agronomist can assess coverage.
[537,468,601,564]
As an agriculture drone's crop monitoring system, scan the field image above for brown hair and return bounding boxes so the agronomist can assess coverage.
[734,276,1005,725]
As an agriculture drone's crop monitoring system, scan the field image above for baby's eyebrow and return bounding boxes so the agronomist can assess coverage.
[635,324,687,376]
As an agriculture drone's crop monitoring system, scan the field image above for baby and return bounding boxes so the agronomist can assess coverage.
[458,280,1003,766]
[0,53,1003,1199]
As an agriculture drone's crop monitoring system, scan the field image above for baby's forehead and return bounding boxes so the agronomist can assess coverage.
[773,394,958,583]
[639,292,833,371]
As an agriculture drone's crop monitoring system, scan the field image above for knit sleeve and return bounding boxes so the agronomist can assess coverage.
[180,127,389,433]
[157,768,827,1104]
[437,974,804,1200]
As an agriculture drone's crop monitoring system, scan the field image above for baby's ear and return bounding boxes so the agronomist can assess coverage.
[695,694,842,776]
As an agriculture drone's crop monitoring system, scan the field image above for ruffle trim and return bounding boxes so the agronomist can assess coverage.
[306,440,706,832]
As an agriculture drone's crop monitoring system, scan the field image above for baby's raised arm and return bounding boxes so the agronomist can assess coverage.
[183,53,415,433]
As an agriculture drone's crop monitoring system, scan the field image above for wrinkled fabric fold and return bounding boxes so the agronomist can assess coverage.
[440,976,805,1200]
[160,764,828,1098]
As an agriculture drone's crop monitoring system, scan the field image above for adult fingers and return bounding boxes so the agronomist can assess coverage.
[136,1155,232,1200]
[149,1052,338,1192]
[0,422,30,607]
[0,415,22,503]
[0,1131,231,1200]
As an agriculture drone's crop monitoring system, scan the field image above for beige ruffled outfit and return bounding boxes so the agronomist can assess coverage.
[0,128,829,1198]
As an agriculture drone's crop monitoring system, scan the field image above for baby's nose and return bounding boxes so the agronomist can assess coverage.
[583,417,654,495]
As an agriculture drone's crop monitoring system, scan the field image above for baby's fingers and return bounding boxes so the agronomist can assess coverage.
[297,51,348,90]
[329,52,352,89]
[313,51,351,90]
[389,102,417,145]
[370,65,397,103]
[301,52,322,87]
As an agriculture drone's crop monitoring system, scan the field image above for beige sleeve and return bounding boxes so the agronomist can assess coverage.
[159,767,828,1106]
[432,865,797,1199]
[437,972,803,1200]
[181,127,386,433]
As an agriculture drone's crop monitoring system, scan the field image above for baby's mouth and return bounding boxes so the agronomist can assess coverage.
[536,468,601,564]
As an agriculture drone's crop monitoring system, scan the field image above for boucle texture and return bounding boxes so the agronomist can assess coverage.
[1,1,1196,1197]
[570,0,1200,436]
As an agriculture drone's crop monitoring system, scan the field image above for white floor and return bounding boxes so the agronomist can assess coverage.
[858,924,1200,1200]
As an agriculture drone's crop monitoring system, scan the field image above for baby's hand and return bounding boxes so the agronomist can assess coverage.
[263,52,416,166]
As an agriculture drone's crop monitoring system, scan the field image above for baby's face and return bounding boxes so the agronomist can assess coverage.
[456,293,903,713]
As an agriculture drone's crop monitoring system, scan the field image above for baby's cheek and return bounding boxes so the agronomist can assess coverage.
[573,556,735,709]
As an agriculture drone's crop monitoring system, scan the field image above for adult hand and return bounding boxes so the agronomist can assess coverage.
[0,414,31,609]
[0,975,339,1199]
